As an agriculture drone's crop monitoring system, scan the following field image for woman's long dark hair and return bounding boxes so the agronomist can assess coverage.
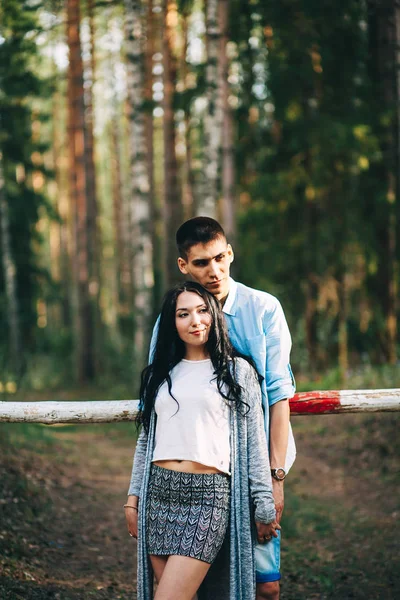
[137,281,252,433]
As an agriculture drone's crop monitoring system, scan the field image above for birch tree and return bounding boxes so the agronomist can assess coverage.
[197,0,224,216]
[124,0,154,367]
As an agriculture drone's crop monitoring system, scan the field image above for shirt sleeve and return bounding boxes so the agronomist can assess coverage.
[242,361,276,524]
[262,298,295,406]
[127,427,148,496]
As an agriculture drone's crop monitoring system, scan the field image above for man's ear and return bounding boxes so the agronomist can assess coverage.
[177,257,189,274]
[227,244,234,264]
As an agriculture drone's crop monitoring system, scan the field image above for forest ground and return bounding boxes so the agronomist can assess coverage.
[0,391,399,600]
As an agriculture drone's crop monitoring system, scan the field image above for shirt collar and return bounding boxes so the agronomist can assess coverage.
[222,277,237,316]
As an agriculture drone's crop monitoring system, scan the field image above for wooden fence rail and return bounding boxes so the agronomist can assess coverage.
[1,389,400,424]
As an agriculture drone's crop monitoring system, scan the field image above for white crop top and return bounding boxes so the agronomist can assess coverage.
[152,358,231,474]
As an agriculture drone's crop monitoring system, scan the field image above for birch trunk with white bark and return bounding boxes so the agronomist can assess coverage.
[197,0,224,217]
[124,0,154,366]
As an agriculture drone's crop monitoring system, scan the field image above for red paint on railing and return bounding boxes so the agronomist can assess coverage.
[289,391,341,415]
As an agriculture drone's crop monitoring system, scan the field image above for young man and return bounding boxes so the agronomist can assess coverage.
[173,217,296,600]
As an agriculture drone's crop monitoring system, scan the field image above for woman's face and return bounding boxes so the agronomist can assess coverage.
[175,291,212,349]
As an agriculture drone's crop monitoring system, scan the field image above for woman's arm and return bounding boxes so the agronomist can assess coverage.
[241,361,276,525]
[127,426,148,496]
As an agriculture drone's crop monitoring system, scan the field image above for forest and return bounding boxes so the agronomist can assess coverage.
[1,2,399,599]
[0,0,399,393]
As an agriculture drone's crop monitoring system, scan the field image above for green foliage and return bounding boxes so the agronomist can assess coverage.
[235,0,397,371]
[0,0,52,365]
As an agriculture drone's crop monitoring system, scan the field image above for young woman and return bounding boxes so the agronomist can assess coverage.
[125,282,280,600]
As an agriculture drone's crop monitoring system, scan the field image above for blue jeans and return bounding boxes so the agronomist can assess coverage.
[255,530,281,583]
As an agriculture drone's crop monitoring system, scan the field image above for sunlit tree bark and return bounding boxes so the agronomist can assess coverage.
[85,0,102,368]
[124,0,154,369]
[180,4,195,218]
[145,0,163,312]
[219,0,235,241]
[66,0,95,382]
[198,0,224,217]
[0,153,21,375]
[163,0,182,287]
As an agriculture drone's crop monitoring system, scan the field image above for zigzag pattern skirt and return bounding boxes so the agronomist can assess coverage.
[146,464,230,564]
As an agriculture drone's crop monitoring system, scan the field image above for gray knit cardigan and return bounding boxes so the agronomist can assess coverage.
[128,357,276,600]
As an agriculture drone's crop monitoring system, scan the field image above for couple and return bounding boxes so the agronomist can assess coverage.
[125,217,296,600]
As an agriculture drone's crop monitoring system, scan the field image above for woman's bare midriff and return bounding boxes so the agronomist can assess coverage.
[153,459,224,475]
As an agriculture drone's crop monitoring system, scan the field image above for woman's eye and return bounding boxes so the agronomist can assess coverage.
[178,312,188,318]
[199,308,208,313]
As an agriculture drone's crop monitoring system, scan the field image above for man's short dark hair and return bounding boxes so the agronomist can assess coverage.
[176,217,226,259]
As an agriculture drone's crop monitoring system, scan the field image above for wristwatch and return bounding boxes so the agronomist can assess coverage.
[271,468,286,481]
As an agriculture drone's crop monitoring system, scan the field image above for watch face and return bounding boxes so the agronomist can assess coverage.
[275,468,286,480]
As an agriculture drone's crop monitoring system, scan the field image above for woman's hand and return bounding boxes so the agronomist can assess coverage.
[124,497,139,539]
[255,520,281,544]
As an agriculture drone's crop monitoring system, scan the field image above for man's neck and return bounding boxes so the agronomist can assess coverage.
[219,293,229,308]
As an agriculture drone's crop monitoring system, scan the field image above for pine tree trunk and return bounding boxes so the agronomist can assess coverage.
[50,82,70,331]
[219,0,236,241]
[85,0,101,352]
[66,0,95,382]
[124,0,154,370]
[198,0,223,217]
[110,115,124,311]
[163,0,183,287]
[368,0,398,364]
[145,0,163,313]
[181,10,194,217]
[0,154,21,375]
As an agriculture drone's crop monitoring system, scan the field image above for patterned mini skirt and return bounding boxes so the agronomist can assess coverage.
[145,463,230,564]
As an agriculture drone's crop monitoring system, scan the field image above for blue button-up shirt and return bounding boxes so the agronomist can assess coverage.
[222,278,295,407]
[222,278,296,470]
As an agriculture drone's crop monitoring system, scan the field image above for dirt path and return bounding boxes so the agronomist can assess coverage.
[1,412,399,599]
[1,425,138,600]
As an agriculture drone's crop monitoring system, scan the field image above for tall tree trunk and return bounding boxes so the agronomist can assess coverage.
[303,145,319,372]
[163,0,183,287]
[124,0,154,371]
[368,0,398,364]
[198,0,224,216]
[51,83,71,331]
[219,0,236,242]
[181,7,195,218]
[146,0,163,313]
[110,115,124,311]
[66,0,95,382]
[0,153,21,375]
[85,0,102,369]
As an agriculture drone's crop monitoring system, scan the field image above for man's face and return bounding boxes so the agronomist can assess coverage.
[177,237,234,301]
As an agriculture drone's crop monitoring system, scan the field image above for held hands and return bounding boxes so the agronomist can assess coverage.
[124,504,138,539]
[255,520,281,544]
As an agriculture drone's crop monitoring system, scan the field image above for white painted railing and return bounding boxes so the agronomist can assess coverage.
[0,390,399,423]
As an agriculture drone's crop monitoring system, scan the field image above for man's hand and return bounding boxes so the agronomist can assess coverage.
[272,479,284,524]
[255,520,281,544]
